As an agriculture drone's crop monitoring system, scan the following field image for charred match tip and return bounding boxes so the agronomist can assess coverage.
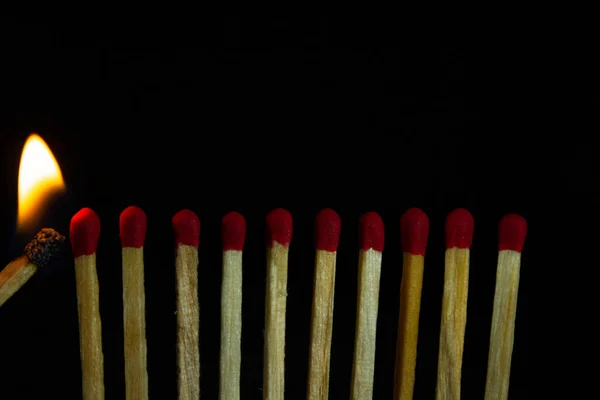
[359,211,384,252]
[120,206,147,248]
[222,211,246,251]
[70,208,101,258]
[172,209,200,248]
[498,214,527,252]
[266,208,292,247]
[315,208,341,252]
[445,208,474,249]
[400,208,429,256]
[24,228,65,268]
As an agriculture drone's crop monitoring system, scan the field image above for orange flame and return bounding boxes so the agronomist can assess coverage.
[17,133,65,232]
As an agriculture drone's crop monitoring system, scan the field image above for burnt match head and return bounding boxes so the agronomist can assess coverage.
[24,228,65,268]
[172,209,200,248]
[120,206,147,248]
[70,208,101,257]
[359,212,384,252]
[445,208,474,249]
[400,208,429,256]
[222,211,246,251]
[498,214,527,252]
[315,208,341,252]
[266,208,293,247]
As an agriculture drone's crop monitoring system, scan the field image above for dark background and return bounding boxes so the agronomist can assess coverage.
[0,17,538,399]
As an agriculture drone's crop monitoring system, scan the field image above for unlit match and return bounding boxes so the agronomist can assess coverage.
[307,208,341,400]
[435,208,474,400]
[394,208,429,400]
[172,209,201,400]
[484,214,527,400]
[263,208,293,400]
[350,212,384,400]
[0,228,65,307]
[219,211,246,400]
[120,206,149,400]
[70,207,105,400]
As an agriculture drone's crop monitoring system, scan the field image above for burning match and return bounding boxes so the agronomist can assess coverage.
[0,228,65,307]
[0,133,66,307]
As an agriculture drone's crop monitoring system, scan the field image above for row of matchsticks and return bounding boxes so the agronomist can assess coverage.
[0,206,526,400]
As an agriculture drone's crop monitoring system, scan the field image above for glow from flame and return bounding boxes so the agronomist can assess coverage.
[17,133,65,232]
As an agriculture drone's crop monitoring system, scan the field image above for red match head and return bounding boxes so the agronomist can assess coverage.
[498,214,527,252]
[266,208,293,247]
[119,206,146,248]
[359,212,384,252]
[70,207,101,258]
[400,208,429,255]
[222,211,246,251]
[172,209,200,248]
[315,208,341,252]
[445,208,474,249]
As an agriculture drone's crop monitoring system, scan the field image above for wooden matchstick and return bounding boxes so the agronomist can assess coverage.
[484,214,527,400]
[70,207,105,400]
[394,208,429,400]
[350,212,384,400]
[0,228,64,307]
[263,208,293,400]
[307,208,341,400]
[219,211,247,400]
[435,208,474,400]
[120,206,149,400]
[172,209,201,400]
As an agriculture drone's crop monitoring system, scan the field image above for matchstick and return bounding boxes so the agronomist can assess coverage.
[172,209,201,400]
[350,212,384,400]
[307,208,341,400]
[120,206,149,400]
[394,208,429,400]
[484,214,527,400]
[435,208,474,400]
[0,228,64,307]
[219,211,247,400]
[263,208,293,400]
[70,207,105,400]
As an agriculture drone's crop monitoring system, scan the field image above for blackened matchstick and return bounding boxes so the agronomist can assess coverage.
[0,228,65,307]
[435,208,474,400]
[172,209,201,400]
[70,207,105,400]
[484,214,527,400]
[350,212,384,400]
[120,206,149,400]
[219,211,247,400]
[263,208,293,400]
[307,208,341,400]
[394,208,429,400]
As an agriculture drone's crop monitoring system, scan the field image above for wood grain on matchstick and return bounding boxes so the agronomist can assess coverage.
[436,208,474,400]
[307,209,341,400]
[219,211,246,400]
[70,207,105,400]
[120,206,149,400]
[264,208,292,400]
[394,208,429,400]
[351,212,384,400]
[173,209,201,400]
[484,214,527,400]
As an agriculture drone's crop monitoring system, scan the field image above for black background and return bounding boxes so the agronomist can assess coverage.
[0,17,538,399]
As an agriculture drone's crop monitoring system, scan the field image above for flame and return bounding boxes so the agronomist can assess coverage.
[17,133,65,232]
